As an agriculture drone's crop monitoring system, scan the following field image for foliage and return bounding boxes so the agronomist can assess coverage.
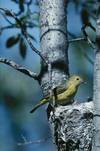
[0,0,40,58]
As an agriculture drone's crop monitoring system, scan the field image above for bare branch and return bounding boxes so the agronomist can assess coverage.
[17,138,49,146]
[0,10,14,25]
[0,25,16,34]
[0,25,15,30]
[17,134,50,146]
[69,37,94,65]
[0,57,39,80]
[81,24,95,49]
[69,37,85,43]
[0,8,47,64]
[68,26,95,49]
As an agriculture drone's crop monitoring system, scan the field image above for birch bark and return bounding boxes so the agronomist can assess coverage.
[39,1,95,151]
[92,2,100,151]
[39,0,69,96]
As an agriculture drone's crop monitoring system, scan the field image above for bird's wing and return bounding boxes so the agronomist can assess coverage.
[43,80,69,99]
[56,81,69,95]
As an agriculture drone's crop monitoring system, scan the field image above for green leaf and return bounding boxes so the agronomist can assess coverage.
[19,37,27,58]
[6,34,20,48]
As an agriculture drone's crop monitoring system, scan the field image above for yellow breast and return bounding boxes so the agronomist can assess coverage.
[56,85,77,105]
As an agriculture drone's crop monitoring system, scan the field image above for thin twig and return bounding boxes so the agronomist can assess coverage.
[68,35,94,65]
[0,25,16,34]
[17,134,50,146]
[81,24,95,49]
[69,37,85,43]
[0,8,47,64]
[0,25,15,30]
[0,57,39,80]
[17,138,48,146]
[0,10,14,25]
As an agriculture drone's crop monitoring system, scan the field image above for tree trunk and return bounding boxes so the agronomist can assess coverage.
[39,0,95,151]
[92,2,100,151]
[39,0,69,96]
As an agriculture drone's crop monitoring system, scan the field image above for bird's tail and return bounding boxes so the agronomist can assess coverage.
[30,98,48,113]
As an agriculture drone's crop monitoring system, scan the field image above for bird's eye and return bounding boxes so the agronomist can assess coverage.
[76,78,79,80]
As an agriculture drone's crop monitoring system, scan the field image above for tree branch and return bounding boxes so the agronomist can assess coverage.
[0,57,39,80]
[0,8,47,64]
[17,134,50,146]
[81,24,95,49]
[69,37,94,65]
[68,37,85,43]
[0,25,16,34]
[0,10,14,25]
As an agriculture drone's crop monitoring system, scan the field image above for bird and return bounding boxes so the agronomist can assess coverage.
[30,75,84,113]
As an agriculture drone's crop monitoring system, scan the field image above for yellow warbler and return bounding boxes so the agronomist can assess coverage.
[30,75,84,113]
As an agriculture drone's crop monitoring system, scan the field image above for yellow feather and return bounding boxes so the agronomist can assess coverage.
[30,75,83,113]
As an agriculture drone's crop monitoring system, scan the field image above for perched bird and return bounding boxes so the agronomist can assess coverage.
[30,75,84,113]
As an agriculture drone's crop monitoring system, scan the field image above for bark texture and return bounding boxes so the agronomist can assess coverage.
[39,0,69,96]
[39,1,94,151]
[92,2,100,151]
[49,102,94,151]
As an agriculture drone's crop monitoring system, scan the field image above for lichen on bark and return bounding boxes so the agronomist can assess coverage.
[49,102,94,151]
[39,0,69,96]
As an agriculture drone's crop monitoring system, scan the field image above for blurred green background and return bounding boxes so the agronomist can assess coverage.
[0,0,95,151]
